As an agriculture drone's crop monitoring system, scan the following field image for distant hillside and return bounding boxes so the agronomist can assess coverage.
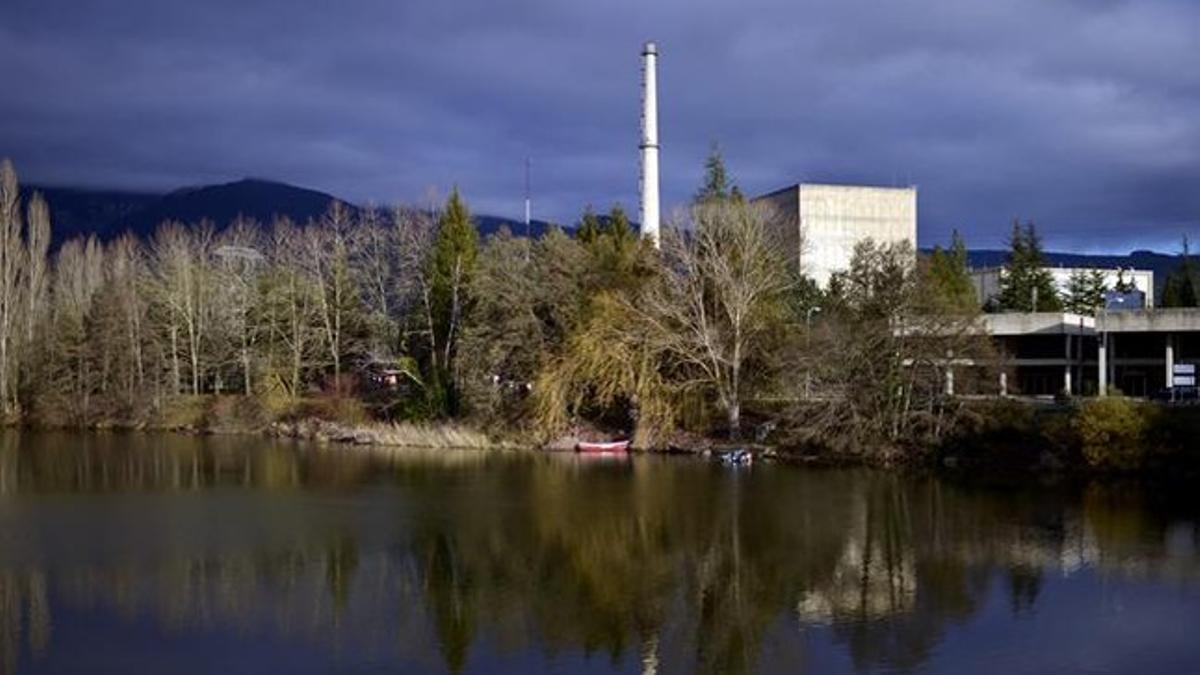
[24,178,561,243]
[21,186,162,241]
[126,179,343,234]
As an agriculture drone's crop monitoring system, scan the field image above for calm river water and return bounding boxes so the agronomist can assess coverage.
[1,432,1199,674]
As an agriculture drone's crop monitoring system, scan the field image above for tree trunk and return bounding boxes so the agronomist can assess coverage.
[170,325,180,396]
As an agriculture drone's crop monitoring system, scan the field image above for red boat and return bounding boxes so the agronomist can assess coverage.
[575,440,631,454]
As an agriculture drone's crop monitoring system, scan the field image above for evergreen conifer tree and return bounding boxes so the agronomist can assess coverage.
[1063,268,1108,315]
[924,230,977,312]
[426,188,479,414]
[576,205,601,244]
[695,142,733,204]
[997,221,1061,312]
[605,204,635,245]
[1162,237,1200,307]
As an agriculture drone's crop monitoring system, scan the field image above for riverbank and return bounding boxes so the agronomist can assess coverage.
[7,393,1200,476]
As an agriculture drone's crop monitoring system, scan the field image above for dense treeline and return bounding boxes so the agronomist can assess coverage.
[0,156,988,456]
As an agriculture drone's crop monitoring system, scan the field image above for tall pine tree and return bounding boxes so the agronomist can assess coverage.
[575,205,602,244]
[1062,268,1108,315]
[1162,236,1200,307]
[924,230,977,312]
[425,188,479,415]
[694,142,736,204]
[997,221,1061,312]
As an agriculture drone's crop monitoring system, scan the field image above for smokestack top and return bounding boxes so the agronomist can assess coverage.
[639,40,660,248]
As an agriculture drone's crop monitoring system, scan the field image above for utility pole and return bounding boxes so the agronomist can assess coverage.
[524,157,532,262]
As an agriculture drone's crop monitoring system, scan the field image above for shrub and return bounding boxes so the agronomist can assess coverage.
[295,394,369,426]
[1074,397,1154,471]
[154,395,209,430]
[203,395,271,433]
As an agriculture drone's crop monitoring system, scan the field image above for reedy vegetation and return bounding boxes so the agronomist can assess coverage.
[0,157,986,457]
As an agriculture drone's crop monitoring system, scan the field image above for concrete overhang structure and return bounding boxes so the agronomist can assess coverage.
[939,308,1200,397]
[1093,309,1200,396]
[1096,309,1200,334]
[981,312,1095,337]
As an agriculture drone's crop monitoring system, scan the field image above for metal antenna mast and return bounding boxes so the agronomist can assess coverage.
[524,157,532,240]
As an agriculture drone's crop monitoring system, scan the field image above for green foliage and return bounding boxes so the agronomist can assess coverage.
[459,229,562,424]
[202,395,271,433]
[535,194,792,442]
[575,205,602,244]
[1161,237,1200,307]
[1074,397,1156,471]
[425,188,479,415]
[812,239,995,456]
[695,141,734,204]
[534,292,675,447]
[997,221,1061,312]
[1062,268,1108,315]
[827,239,916,319]
[579,204,653,298]
[921,230,977,313]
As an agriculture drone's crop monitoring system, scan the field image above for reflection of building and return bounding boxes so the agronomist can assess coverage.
[795,490,917,625]
[970,266,1154,310]
[754,183,917,288]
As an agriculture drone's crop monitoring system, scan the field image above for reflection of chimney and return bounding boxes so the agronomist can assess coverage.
[640,41,661,248]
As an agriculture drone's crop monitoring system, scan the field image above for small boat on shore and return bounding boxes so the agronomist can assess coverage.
[576,440,631,454]
[719,449,753,466]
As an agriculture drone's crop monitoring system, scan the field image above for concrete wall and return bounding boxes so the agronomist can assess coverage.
[972,267,1155,308]
[799,184,916,287]
[1097,308,1200,333]
[754,187,803,277]
[755,184,916,288]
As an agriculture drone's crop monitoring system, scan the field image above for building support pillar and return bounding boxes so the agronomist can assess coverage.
[1098,331,1108,397]
[1166,333,1175,390]
[1109,333,1117,393]
[1063,334,1073,396]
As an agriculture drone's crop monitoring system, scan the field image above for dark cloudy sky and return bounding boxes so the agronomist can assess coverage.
[2,0,1198,251]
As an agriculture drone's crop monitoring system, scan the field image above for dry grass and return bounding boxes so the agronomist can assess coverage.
[275,417,508,450]
[368,421,498,449]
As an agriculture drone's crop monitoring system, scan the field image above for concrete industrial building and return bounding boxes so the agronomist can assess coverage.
[938,310,1200,398]
[747,179,1191,401]
[754,183,917,287]
[971,266,1154,310]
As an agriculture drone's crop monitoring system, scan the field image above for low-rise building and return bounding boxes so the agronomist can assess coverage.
[935,309,1200,398]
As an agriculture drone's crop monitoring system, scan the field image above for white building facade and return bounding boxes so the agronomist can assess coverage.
[970,267,1154,309]
[754,183,917,288]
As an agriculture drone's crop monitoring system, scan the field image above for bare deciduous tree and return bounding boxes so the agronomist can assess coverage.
[304,202,361,394]
[150,222,215,395]
[0,160,22,415]
[636,200,792,436]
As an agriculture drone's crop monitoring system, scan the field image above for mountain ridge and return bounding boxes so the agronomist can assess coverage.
[23,178,559,242]
[19,179,1185,292]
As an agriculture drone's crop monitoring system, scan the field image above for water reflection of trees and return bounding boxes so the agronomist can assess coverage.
[0,440,1199,674]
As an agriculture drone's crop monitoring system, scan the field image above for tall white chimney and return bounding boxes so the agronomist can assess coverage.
[640,41,661,248]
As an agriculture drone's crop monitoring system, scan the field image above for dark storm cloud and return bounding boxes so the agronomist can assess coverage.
[1,0,1198,251]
